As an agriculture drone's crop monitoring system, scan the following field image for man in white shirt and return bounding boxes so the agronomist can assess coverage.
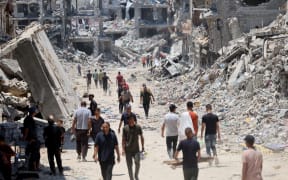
[178,102,195,141]
[71,101,91,161]
[161,104,179,159]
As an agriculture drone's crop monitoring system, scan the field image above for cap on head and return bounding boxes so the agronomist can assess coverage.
[244,135,255,145]
[169,104,177,112]
[89,94,94,98]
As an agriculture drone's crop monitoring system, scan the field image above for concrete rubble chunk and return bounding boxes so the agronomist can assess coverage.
[228,59,244,87]
[0,59,23,80]
[0,23,79,121]
[6,78,28,97]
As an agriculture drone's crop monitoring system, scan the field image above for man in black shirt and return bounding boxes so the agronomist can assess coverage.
[140,84,155,119]
[89,108,104,142]
[175,127,200,180]
[94,122,120,180]
[23,107,40,171]
[43,115,63,175]
[87,70,92,90]
[89,94,97,116]
[201,104,221,164]
[118,104,137,133]
[102,72,112,95]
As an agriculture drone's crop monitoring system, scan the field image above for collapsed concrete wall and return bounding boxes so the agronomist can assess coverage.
[0,23,79,121]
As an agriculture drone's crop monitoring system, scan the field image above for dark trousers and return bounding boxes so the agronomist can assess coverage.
[119,101,124,114]
[183,167,199,180]
[143,103,150,118]
[125,152,140,180]
[103,83,108,93]
[76,129,89,158]
[94,80,98,88]
[100,161,114,180]
[123,101,130,111]
[47,148,63,174]
[166,136,178,158]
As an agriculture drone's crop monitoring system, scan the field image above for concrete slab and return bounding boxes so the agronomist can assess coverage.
[0,23,79,122]
[228,59,244,87]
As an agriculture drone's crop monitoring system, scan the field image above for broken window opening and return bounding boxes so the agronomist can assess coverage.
[242,0,270,6]
[17,4,29,17]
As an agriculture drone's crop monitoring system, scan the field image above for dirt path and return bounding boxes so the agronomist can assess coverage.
[38,63,288,180]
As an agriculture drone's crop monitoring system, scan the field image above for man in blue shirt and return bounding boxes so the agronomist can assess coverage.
[118,104,137,133]
[94,122,120,180]
[175,127,201,180]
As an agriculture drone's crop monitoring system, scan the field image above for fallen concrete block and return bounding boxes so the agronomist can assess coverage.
[228,59,244,87]
[0,23,79,121]
[0,59,22,79]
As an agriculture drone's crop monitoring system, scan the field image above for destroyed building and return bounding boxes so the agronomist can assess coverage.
[186,0,286,69]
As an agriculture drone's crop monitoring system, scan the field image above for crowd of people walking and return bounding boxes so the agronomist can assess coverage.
[0,68,263,180]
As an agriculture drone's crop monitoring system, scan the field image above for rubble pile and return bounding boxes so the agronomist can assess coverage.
[154,14,288,149]
[115,31,167,54]
[0,58,29,120]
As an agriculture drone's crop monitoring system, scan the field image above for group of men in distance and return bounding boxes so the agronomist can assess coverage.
[161,102,263,180]
[116,72,155,119]
[86,69,112,94]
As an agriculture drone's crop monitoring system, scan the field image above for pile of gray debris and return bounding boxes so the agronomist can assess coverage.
[154,14,288,151]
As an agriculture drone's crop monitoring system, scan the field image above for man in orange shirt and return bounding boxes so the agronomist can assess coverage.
[187,101,198,137]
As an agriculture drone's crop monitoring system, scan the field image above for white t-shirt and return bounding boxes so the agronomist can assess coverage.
[178,112,194,141]
[162,112,179,136]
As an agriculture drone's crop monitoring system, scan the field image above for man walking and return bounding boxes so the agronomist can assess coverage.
[89,108,104,142]
[98,70,104,88]
[122,116,144,180]
[87,70,92,90]
[120,86,133,109]
[178,102,195,141]
[116,72,124,88]
[118,104,137,133]
[102,72,112,95]
[242,135,263,180]
[88,94,97,116]
[187,101,198,137]
[161,104,179,159]
[200,104,221,165]
[93,69,99,88]
[175,127,201,180]
[43,115,63,175]
[77,64,81,76]
[140,84,155,119]
[23,107,40,171]
[94,122,120,180]
[71,101,91,161]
